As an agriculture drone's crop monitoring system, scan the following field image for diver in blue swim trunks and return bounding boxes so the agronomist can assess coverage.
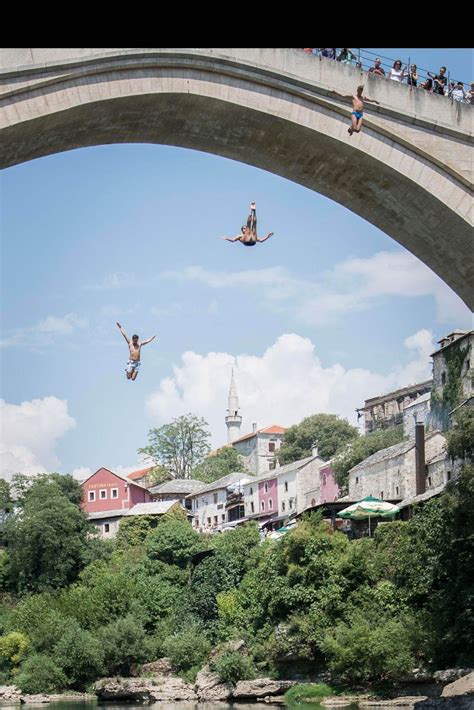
[116,322,156,381]
[332,85,379,136]
[221,202,274,246]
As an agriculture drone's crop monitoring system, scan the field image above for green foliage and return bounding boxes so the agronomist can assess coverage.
[138,413,211,478]
[332,426,404,491]
[15,654,67,694]
[116,515,158,548]
[209,651,256,685]
[284,683,336,702]
[447,406,474,461]
[46,473,84,506]
[52,619,104,688]
[193,446,246,483]
[0,631,29,674]
[279,413,359,465]
[96,614,152,676]
[163,623,211,676]
[145,517,205,568]
[5,477,91,594]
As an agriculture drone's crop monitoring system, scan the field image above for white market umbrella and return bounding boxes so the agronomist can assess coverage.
[338,495,400,537]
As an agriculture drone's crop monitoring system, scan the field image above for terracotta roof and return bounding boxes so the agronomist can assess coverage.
[127,466,156,481]
[231,424,286,445]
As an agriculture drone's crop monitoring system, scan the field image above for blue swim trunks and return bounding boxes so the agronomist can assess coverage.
[125,359,141,374]
[352,110,363,119]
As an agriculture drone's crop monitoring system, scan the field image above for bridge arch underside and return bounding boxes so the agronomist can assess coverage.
[2,91,472,309]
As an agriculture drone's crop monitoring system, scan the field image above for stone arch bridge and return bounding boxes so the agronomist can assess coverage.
[1,48,472,307]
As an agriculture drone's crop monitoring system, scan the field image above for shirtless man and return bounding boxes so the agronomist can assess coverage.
[221,202,274,247]
[116,322,156,380]
[332,85,380,136]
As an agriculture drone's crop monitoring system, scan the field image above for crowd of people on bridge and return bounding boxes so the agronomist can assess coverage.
[301,49,473,104]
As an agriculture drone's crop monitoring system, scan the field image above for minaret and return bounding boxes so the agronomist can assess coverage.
[225,368,242,442]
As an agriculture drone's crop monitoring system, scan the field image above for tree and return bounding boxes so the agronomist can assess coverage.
[193,446,245,483]
[332,425,404,491]
[446,406,474,462]
[138,414,211,479]
[279,413,359,465]
[5,477,91,594]
[145,518,205,568]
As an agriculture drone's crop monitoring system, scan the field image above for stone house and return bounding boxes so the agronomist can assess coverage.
[81,467,152,516]
[430,330,473,429]
[150,478,204,512]
[230,424,286,475]
[356,381,432,434]
[187,472,253,532]
[88,500,186,539]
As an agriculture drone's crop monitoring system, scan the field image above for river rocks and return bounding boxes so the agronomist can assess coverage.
[414,699,474,708]
[441,670,474,698]
[141,657,176,676]
[20,695,51,704]
[434,670,473,686]
[0,686,22,701]
[322,697,369,707]
[233,678,297,699]
[194,666,233,701]
[94,676,197,703]
[359,699,428,708]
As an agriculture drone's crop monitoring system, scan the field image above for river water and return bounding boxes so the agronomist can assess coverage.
[0,701,362,710]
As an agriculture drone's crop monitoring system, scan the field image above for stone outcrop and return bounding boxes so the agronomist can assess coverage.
[140,657,175,676]
[194,666,233,701]
[20,695,50,704]
[0,686,22,701]
[94,676,197,703]
[359,699,428,708]
[441,670,474,698]
[232,678,297,699]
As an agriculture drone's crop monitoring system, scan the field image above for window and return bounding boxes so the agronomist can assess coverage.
[447,470,452,481]
[88,490,95,502]
[268,498,273,509]
[104,523,110,533]
[195,500,199,509]
[251,501,254,513]
[355,476,359,485]
[261,501,265,511]
[380,491,384,499]
[250,487,253,495]
[284,481,288,492]
[465,360,470,372]
[264,482,268,493]
[282,501,285,511]
[100,489,107,499]
[289,499,293,509]
[269,461,276,470]
[214,516,218,525]
[322,474,327,486]
[428,477,432,486]
[268,441,276,452]
[311,498,316,506]
[111,488,118,499]
[396,486,399,496]
[213,493,218,504]
[222,514,226,522]
[207,517,211,525]
[441,372,446,385]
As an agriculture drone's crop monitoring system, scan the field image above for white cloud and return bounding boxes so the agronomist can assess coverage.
[71,466,92,481]
[146,330,436,448]
[86,272,136,290]
[0,397,76,480]
[161,251,471,326]
[1,313,88,349]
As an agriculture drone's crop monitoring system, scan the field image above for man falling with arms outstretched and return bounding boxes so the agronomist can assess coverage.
[116,322,156,380]
[333,85,380,135]
[221,202,274,246]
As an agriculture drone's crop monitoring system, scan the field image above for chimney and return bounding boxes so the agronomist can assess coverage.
[252,422,257,433]
[312,444,319,457]
[415,422,426,495]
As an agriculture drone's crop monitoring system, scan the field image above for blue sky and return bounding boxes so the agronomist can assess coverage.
[1,48,472,480]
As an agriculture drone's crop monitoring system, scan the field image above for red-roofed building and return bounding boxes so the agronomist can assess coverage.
[81,467,152,516]
[230,424,286,475]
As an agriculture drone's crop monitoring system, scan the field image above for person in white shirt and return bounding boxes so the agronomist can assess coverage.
[388,59,406,82]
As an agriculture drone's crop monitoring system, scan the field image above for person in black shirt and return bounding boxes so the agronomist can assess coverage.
[428,66,447,95]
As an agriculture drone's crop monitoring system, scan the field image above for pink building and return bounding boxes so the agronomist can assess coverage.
[319,464,340,504]
[81,467,152,515]
[258,476,278,516]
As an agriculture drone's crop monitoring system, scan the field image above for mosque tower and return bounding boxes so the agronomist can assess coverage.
[225,368,242,443]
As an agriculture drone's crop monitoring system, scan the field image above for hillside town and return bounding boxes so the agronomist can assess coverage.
[82,329,473,539]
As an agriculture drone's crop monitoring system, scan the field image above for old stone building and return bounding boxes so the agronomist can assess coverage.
[429,330,473,430]
[231,424,286,475]
[357,381,432,434]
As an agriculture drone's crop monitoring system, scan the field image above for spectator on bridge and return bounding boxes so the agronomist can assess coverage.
[421,77,433,92]
[445,81,455,97]
[407,64,418,87]
[428,67,447,95]
[368,57,386,77]
[388,59,407,82]
[321,48,336,60]
[337,48,356,66]
[450,81,467,102]
[467,83,474,104]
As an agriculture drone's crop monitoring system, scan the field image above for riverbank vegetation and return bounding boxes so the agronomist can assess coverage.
[0,461,473,694]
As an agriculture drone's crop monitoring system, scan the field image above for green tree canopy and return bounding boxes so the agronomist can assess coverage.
[446,406,474,462]
[332,425,404,491]
[193,446,245,483]
[138,413,211,479]
[278,413,359,465]
[5,477,91,594]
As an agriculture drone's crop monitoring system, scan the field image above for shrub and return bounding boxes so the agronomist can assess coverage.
[95,614,152,676]
[52,619,104,689]
[15,654,67,693]
[163,624,211,675]
[284,683,336,703]
[210,651,256,685]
